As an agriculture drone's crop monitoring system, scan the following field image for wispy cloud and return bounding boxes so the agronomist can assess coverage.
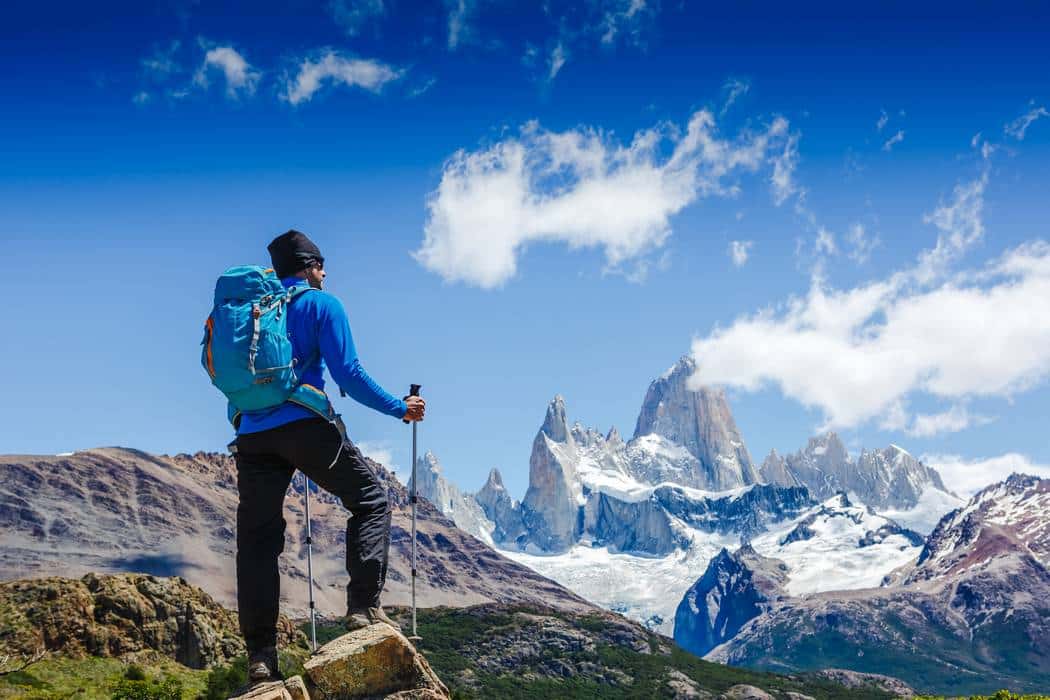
[729,240,753,267]
[881,129,905,152]
[193,44,260,98]
[876,109,889,132]
[720,78,750,117]
[907,403,993,438]
[329,0,385,36]
[547,41,568,82]
[1004,103,1049,140]
[845,222,879,264]
[281,51,404,105]
[415,109,793,288]
[141,40,182,79]
[921,452,1050,495]
[446,0,477,49]
[598,0,652,45]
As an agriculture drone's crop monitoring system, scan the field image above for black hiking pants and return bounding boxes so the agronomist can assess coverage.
[231,416,391,654]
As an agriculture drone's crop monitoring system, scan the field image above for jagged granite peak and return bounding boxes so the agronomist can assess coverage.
[758,449,801,488]
[410,451,495,545]
[521,396,582,552]
[760,432,954,511]
[673,544,789,657]
[541,394,571,443]
[476,467,528,547]
[605,426,622,444]
[632,355,759,490]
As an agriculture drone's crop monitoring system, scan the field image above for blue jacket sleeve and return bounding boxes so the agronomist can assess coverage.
[316,294,407,420]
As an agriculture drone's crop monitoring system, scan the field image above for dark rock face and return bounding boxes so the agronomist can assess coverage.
[633,357,759,490]
[705,474,1050,696]
[0,572,305,668]
[583,493,682,555]
[654,484,813,540]
[673,545,788,658]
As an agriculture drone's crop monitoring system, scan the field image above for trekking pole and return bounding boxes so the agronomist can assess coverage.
[404,384,422,641]
[303,473,318,652]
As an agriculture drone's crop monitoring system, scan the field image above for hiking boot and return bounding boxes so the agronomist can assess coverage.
[345,606,402,632]
[246,646,283,684]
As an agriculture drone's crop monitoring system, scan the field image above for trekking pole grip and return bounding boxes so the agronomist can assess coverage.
[402,384,422,423]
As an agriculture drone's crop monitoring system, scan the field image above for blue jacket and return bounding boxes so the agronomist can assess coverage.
[236,276,408,435]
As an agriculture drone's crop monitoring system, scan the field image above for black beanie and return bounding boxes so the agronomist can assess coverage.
[267,229,324,277]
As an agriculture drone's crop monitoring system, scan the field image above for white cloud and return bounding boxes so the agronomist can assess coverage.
[881,129,904,152]
[415,110,793,288]
[689,224,1050,431]
[281,51,404,105]
[876,109,889,132]
[908,403,993,437]
[921,452,1050,496]
[193,45,260,98]
[729,240,753,267]
[356,440,400,475]
[329,0,385,35]
[132,91,151,105]
[720,78,750,117]
[845,222,879,264]
[1004,104,1049,140]
[548,41,568,81]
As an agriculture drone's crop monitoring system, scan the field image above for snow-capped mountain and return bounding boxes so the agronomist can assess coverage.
[697,474,1050,695]
[759,432,959,516]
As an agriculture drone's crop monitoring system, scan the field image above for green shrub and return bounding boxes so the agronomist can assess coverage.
[110,676,183,700]
[124,664,149,681]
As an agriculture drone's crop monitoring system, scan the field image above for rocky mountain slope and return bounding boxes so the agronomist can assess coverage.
[0,447,593,619]
[694,474,1050,695]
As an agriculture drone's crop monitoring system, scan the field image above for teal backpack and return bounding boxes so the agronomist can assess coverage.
[201,266,334,428]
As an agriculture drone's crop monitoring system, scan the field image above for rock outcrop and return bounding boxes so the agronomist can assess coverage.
[227,624,450,700]
[633,356,759,490]
[304,625,448,700]
[0,572,304,668]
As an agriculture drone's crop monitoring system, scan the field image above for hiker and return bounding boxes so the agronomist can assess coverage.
[222,230,425,683]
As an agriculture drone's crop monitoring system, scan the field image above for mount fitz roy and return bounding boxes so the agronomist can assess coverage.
[411,355,958,632]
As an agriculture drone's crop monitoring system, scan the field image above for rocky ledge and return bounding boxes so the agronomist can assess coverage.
[231,623,449,700]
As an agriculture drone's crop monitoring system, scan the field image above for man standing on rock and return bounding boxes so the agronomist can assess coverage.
[230,230,425,683]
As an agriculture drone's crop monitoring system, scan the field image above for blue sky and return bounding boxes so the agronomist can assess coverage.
[3,0,1049,497]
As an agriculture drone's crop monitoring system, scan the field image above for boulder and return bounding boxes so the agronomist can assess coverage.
[303,624,449,700]
[227,679,298,700]
[720,685,773,700]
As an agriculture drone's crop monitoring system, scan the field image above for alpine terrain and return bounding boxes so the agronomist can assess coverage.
[685,474,1050,695]
[411,356,957,634]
